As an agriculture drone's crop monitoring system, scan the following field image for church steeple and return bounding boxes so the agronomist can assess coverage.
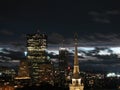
[73,33,80,79]
[69,33,84,90]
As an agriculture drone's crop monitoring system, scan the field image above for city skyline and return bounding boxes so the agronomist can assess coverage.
[1,1,120,89]
[0,0,120,73]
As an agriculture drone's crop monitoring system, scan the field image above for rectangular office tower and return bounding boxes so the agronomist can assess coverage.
[26,32,53,85]
[58,47,69,86]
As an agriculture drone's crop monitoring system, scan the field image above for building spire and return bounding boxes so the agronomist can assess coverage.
[73,32,80,79]
[69,33,84,90]
[74,33,78,65]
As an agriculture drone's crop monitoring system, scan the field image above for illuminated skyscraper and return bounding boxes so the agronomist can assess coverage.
[26,32,53,84]
[69,35,84,90]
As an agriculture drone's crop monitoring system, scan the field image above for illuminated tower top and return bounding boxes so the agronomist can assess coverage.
[26,32,47,50]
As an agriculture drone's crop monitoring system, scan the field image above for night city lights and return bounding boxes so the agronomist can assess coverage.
[1,0,120,90]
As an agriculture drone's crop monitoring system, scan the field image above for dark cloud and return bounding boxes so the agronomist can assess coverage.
[46,32,120,46]
[48,33,65,44]
[106,10,120,15]
[89,11,110,23]
[93,18,110,23]
[80,58,120,72]
[72,33,120,46]
[89,10,120,23]
[0,29,14,36]
[0,31,120,47]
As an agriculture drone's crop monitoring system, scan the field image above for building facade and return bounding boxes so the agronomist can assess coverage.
[26,32,53,84]
[14,60,30,86]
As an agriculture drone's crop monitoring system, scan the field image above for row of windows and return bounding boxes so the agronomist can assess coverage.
[27,56,46,59]
[27,47,46,51]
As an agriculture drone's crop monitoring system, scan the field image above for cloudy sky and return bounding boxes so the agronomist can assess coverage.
[0,0,120,46]
[1,0,120,73]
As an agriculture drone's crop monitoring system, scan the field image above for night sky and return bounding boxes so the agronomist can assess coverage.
[0,0,120,45]
[1,0,120,72]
